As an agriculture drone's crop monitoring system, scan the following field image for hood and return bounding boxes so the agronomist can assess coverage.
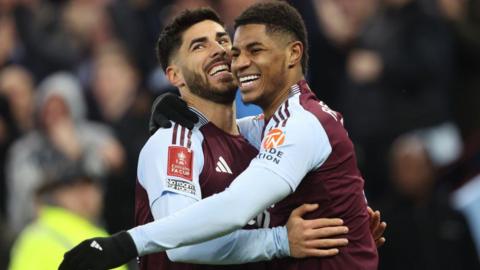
[36,72,86,122]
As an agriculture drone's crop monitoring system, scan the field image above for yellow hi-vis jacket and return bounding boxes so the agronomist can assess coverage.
[9,206,128,270]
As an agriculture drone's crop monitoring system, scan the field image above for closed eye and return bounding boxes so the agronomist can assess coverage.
[250,48,263,55]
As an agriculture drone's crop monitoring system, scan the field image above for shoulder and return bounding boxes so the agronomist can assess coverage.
[263,98,333,157]
[287,92,346,138]
[7,132,42,161]
[268,97,326,135]
[142,124,204,159]
[138,124,205,182]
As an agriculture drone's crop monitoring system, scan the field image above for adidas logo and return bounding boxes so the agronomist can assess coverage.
[215,156,232,174]
[90,240,103,251]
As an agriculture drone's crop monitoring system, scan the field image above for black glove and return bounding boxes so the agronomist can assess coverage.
[149,92,199,135]
[58,231,137,270]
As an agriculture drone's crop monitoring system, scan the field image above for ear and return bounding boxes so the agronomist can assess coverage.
[287,41,303,69]
[165,65,185,88]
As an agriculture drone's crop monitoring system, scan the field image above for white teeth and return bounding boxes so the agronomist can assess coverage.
[209,64,229,76]
[239,75,260,83]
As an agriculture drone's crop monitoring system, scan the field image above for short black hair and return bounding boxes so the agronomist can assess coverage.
[157,8,224,71]
[234,1,309,74]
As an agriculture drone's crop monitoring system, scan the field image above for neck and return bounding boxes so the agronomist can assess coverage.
[263,71,304,119]
[182,91,238,135]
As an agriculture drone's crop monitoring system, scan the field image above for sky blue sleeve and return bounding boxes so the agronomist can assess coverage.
[128,166,293,255]
[135,193,290,264]
[251,111,332,191]
[236,115,264,150]
[137,192,290,264]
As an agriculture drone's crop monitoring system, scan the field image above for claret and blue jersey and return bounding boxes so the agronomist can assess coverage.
[133,79,378,270]
[135,109,285,270]
[240,80,379,269]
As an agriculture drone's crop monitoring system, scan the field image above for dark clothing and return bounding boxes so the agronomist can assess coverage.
[340,1,453,201]
[101,94,151,234]
[13,4,83,81]
[288,0,348,110]
[342,1,452,140]
[448,0,480,140]
[378,191,480,270]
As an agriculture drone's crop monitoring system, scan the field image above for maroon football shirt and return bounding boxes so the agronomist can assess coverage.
[262,80,378,270]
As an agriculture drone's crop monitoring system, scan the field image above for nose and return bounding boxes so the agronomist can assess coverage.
[211,41,228,59]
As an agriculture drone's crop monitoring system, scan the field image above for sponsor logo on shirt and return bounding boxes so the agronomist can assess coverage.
[215,156,232,174]
[257,148,284,164]
[167,179,196,195]
[167,146,193,180]
[262,128,286,150]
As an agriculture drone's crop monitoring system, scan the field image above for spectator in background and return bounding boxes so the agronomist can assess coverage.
[447,134,480,256]
[87,43,150,233]
[379,134,479,270]
[339,0,454,201]
[6,72,124,234]
[12,0,114,81]
[0,66,34,268]
[290,0,378,110]
[0,95,17,270]
[0,12,19,69]
[438,0,480,143]
[440,0,480,244]
[0,65,35,134]
[8,169,127,270]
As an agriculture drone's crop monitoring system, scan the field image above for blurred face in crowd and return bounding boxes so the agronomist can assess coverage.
[0,66,34,131]
[53,180,103,221]
[231,24,299,108]
[167,20,237,104]
[92,48,138,121]
[390,137,435,202]
[41,95,70,129]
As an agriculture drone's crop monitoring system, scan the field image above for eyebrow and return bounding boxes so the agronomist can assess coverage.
[188,31,229,50]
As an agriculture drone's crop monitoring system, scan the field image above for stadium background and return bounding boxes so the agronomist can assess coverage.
[0,0,479,269]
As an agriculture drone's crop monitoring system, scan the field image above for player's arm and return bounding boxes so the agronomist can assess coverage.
[153,193,288,264]
[154,195,348,264]
[59,115,331,269]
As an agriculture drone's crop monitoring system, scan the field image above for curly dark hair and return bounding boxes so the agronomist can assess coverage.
[234,1,309,74]
[156,8,224,71]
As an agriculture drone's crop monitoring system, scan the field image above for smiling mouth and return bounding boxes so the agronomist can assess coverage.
[208,64,231,77]
[238,74,260,87]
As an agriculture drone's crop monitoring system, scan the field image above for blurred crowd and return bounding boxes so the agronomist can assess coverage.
[0,0,479,269]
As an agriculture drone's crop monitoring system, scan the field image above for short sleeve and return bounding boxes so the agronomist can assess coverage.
[249,112,332,191]
[137,126,204,206]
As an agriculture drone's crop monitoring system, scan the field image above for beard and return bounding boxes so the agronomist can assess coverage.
[182,68,237,104]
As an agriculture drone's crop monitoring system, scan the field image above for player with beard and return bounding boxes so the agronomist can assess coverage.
[112,8,349,270]
[59,4,383,270]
